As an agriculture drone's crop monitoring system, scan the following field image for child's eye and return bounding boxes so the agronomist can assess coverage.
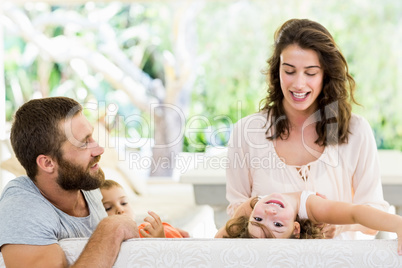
[254,217,262,222]
[121,202,128,206]
[274,222,283,227]
[105,207,112,211]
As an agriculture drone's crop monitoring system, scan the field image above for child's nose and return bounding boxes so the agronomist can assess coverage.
[116,207,125,215]
[265,208,277,215]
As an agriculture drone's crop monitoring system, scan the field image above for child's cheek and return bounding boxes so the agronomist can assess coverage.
[107,210,114,217]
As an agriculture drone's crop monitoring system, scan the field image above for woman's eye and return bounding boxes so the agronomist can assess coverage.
[254,217,262,222]
[306,73,317,76]
[285,71,295,75]
[274,222,283,227]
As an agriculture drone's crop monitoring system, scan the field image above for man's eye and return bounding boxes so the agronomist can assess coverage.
[274,222,283,227]
[254,217,262,222]
[80,141,89,148]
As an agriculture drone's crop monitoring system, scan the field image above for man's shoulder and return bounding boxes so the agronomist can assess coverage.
[0,176,51,209]
[0,177,60,248]
[1,176,40,197]
[4,175,33,186]
[0,177,59,231]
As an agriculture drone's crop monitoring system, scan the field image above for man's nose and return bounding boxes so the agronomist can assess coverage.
[91,141,104,157]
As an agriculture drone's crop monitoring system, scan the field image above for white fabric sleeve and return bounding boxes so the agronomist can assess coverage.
[349,116,389,211]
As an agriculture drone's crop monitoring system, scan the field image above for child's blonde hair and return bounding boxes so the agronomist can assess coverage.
[100,179,122,190]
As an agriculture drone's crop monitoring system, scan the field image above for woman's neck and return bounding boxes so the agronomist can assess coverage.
[282,100,319,129]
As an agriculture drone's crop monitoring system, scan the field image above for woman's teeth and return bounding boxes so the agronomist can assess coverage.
[292,92,309,99]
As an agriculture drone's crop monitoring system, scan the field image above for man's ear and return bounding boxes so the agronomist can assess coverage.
[293,221,301,238]
[36,155,56,174]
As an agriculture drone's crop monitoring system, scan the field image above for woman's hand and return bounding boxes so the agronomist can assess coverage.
[139,211,166,238]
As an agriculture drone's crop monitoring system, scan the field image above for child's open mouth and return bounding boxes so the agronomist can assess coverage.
[266,200,284,208]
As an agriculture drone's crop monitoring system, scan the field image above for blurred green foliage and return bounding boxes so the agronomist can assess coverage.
[190,0,402,151]
[3,0,402,151]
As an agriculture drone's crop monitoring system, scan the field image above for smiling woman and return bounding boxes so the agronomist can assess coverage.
[225,18,389,240]
[279,44,324,114]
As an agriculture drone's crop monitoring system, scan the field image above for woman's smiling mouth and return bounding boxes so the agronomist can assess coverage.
[291,91,311,100]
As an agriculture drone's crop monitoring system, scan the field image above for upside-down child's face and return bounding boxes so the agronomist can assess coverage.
[101,186,135,219]
[248,193,300,238]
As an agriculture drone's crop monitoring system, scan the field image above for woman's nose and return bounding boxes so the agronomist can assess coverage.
[294,74,306,90]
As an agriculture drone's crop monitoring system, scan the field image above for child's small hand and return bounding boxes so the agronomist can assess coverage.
[139,211,166,238]
[176,228,190,238]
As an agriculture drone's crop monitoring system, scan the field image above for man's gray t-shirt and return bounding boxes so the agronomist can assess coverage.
[0,176,107,249]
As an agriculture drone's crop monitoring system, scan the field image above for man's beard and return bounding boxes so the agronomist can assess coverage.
[57,155,105,191]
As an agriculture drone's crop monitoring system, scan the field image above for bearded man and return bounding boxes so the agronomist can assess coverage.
[0,97,139,267]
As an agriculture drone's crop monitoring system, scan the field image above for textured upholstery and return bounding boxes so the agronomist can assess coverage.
[2,238,399,267]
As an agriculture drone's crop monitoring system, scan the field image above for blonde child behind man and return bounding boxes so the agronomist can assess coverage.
[100,179,189,238]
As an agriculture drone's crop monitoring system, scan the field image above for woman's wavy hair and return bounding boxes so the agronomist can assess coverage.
[260,18,357,145]
[224,197,323,239]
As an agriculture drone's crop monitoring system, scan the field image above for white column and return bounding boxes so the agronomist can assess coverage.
[0,1,6,185]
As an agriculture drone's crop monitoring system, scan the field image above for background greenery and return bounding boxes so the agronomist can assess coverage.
[3,0,402,152]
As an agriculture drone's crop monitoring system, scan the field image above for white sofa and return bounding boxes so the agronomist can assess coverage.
[1,238,401,267]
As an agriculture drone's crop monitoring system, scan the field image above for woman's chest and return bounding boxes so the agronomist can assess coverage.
[250,159,354,201]
[274,129,324,166]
